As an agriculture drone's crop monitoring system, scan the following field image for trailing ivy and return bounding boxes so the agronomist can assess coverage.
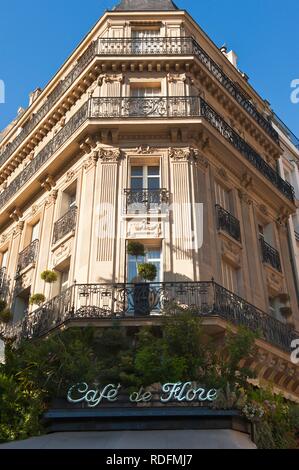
[0,311,298,448]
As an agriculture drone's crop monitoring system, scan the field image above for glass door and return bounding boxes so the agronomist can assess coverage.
[128,247,161,284]
[132,29,160,54]
[129,165,161,213]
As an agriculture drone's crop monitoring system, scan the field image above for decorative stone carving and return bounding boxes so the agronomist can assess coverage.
[31,204,39,216]
[259,204,268,216]
[98,73,123,86]
[277,207,291,226]
[220,233,242,268]
[264,264,284,296]
[45,189,58,207]
[83,151,99,170]
[52,239,73,266]
[0,233,8,244]
[127,219,162,239]
[238,189,253,206]
[135,146,155,155]
[98,147,121,162]
[167,73,187,83]
[241,172,253,190]
[9,208,22,222]
[65,170,76,183]
[13,220,25,237]
[40,175,56,192]
[218,167,229,181]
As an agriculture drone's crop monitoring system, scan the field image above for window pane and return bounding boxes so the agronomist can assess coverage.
[131,178,143,190]
[148,166,160,176]
[148,178,160,190]
[131,167,143,176]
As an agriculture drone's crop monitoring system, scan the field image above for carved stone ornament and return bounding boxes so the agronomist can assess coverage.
[218,167,229,181]
[0,233,8,244]
[135,145,155,155]
[45,189,58,207]
[98,73,123,86]
[98,148,121,162]
[65,170,76,183]
[127,219,162,239]
[167,73,187,83]
[83,151,99,170]
[238,189,253,206]
[168,147,193,162]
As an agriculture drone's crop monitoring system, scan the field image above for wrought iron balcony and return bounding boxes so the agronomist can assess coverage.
[0,97,294,213]
[96,37,279,143]
[53,206,77,245]
[199,100,294,202]
[124,188,169,214]
[0,36,279,173]
[216,205,241,242]
[295,231,299,242]
[16,239,39,273]
[1,281,297,353]
[90,96,201,118]
[260,237,282,272]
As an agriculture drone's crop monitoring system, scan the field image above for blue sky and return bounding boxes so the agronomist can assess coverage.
[0,0,298,136]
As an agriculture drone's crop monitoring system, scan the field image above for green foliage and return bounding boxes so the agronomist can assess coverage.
[0,310,298,448]
[29,294,46,306]
[41,270,58,284]
[245,387,299,449]
[127,241,145,258]
[0,309,12,324]
[137,263,157,282]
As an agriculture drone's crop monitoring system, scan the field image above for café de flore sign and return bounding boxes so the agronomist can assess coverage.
[67,382,218,408]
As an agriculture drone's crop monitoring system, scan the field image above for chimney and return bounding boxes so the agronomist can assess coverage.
[226,50,238,69]
[29,88,42,106]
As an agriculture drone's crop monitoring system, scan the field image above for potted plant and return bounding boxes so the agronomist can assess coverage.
[41,270,58,284]
[127,241,157,316]
[0,308,12,324]
[29,293,46,307]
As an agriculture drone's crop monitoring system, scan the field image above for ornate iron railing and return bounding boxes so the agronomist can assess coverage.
[295,231,299,242]
[199,100,294,202]
[0,36,279,173]
[124,188,169,214]
[260,237,282,272]
[16,239,39,273]
[216,205,241,242]
[53,206,77,245]
[0,97,294,212]
[90,96,201,118]
[0,101,89,210]
[96,37,279,143]
[0,281,297,353]
[0,41,96,168]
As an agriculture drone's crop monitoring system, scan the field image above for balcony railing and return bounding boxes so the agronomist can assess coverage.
[124,189,169,214]
[0,97,294,213]
[97,37,279,143]
[199,100,294,202]
[53,206,77,245]
[260,237,282,272]
[0,281,297,353]
[216,205,241,242]
[90,96,201,118]
[0,37,279,173]
[17,239,39,273]
[295,231,299,242]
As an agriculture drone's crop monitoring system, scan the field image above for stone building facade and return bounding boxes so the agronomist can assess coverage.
[0,0,299,400]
